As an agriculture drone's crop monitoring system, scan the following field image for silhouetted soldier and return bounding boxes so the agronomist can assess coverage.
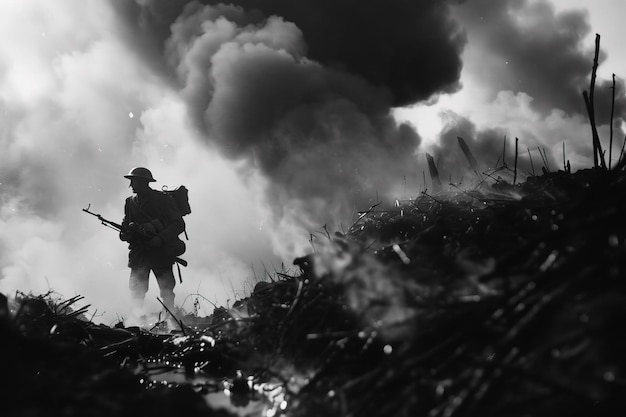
[119,167,185,312]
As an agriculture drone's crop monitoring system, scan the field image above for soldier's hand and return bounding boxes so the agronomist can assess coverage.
[149,236,162,247]
[140,222,157,234]
[120,231,133,242]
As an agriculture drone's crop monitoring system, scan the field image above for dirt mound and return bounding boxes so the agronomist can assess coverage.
[2,168,625,416]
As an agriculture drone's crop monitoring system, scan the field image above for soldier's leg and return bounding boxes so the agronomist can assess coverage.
[129,266,150,307]
[153,265,176,311]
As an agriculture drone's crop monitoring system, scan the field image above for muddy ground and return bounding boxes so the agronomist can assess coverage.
[2,166,625,417]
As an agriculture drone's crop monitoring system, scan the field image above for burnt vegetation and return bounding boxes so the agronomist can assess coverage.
[2,36,626,417]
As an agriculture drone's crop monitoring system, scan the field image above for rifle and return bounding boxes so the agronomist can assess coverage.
[82,204,188,267]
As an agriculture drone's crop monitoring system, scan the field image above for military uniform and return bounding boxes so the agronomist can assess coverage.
[120,168,185,311]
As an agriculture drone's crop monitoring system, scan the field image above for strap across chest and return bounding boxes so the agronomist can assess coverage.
[128,195,161,223]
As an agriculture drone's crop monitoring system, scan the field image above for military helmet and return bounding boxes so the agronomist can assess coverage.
[124,167,156,182]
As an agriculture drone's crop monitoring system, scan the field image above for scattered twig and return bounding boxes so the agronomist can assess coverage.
[610,73,616,169]
[420,191,445,205]
[157,297,187,335]
[582,34,607,169]
[590,33,600,166]
[514,137,519,184]
[537,147,549,173]
[349,202,380,232]
[502,135,508,168]
[617,134,626,169]
[528,148,536,176]
[181,292,220,310]
[543,148,551,172]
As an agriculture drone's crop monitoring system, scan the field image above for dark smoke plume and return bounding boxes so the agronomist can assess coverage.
[110,0,468,225]
[114,0,466,106]
[455,0,626,125]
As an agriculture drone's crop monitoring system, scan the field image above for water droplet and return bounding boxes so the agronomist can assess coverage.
[383,345,393,354]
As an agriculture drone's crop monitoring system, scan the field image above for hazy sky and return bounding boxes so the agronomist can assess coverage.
[397,0,626,171]
[0,0,624,323]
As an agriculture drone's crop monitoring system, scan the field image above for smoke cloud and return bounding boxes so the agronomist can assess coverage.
[113,0,466,106]
[0,0,291,323]
[399,0,626,176]
[1,0,469,321]
[2,0,623,323]
[455,0,626,123]
[107,0,473,225]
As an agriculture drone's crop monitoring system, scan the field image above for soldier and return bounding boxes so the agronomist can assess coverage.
[119,167,185,312]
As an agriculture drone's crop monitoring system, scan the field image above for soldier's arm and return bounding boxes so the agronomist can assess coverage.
[119,199,135,242]
[119,197,137,242]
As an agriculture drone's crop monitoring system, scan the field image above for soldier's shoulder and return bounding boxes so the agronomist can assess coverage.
[151,189,174,203]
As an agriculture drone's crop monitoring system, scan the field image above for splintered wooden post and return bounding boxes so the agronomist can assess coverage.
[528,148,536,176]
[610,73,616,169]
[583,91,606,169]
[502,135,507,168]
[425,153,442,192]
[590,34,600,103]
[583,34,607,169]
[619,135,626,168]
[514,137,519,184]
[457,136,482,179]
[543,147,552,172]
[563,142,566,171]
[538,147,549,173]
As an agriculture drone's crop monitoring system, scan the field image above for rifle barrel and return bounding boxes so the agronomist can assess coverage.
[84,204,188,267]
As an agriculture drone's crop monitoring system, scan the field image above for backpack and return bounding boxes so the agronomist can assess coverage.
[163,185,191,216]
[162,185,191,242]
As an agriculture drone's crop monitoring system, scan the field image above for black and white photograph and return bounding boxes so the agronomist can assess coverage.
[1,1,624,416]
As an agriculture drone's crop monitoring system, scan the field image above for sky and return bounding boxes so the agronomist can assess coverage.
[0,0,624,323]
